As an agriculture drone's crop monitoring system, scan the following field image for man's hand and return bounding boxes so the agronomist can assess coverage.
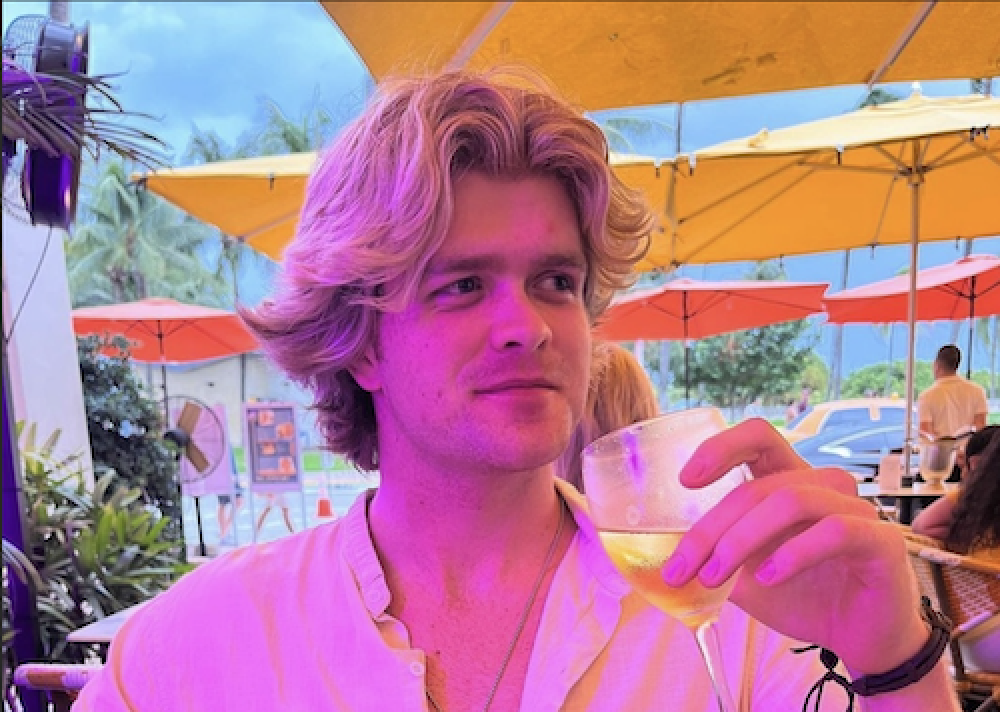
[663,418,928,676]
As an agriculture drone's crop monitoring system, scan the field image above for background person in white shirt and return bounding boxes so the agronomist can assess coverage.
[918,344,989,482]
[75,67,958,712]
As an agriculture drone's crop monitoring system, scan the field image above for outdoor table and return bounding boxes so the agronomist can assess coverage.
[67,600,149,646]
[857,482,959,525]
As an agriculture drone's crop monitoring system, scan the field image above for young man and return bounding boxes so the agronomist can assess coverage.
[75,68,957,711]
[919,344,989,440]
[918,344,989,482]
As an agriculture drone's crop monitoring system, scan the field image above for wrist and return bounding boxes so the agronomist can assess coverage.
[798,597,954,708]
[847,597,952,697]
[844,609,929,677]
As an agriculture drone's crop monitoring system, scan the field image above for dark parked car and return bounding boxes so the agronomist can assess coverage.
[793,424,918,482]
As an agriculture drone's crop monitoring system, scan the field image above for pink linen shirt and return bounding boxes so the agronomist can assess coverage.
[74,480,845,711]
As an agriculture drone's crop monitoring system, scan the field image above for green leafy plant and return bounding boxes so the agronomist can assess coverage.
[76,334,184,546]
[12,422,190,663]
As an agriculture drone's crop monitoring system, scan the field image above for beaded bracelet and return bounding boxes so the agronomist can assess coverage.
[794,597,953,712]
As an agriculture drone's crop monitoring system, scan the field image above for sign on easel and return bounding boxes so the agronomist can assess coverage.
[242,402,302,493]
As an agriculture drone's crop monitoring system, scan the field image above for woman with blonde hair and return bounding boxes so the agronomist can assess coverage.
[558,340,660,489]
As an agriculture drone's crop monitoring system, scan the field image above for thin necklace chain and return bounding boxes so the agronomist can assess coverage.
[425,502,567,712]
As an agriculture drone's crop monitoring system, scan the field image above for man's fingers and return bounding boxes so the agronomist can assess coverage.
[680,418,807,487]
[745,515,903,588]
[664,473,869,586]
[690,487,880,588]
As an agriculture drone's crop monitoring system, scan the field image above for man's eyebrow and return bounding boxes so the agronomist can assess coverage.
[425,253,588,277]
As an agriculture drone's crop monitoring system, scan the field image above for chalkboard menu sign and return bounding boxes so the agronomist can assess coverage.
[243,402,301,493]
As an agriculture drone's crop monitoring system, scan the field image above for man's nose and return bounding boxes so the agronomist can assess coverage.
[489,287,552,352]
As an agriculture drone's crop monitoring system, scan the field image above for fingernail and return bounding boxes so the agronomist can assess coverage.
[680,456,705,485]
[755,558,777,585]
[663,554,687,585]
[700,556,721,585]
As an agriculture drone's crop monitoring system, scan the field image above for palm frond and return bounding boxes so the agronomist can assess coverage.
[3,59,168,169]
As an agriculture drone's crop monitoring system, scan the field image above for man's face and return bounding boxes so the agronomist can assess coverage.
[354,172,592,476]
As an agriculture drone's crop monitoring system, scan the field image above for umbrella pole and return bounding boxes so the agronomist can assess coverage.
[160,360,169,423]
[157,326,188,559]
[967,283,976,379]
[683,291,691,408]
[902,146,922,478]
[684,343,691,407]
[193,497,207,557]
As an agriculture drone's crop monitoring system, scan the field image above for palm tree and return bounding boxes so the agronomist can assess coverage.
[66,160,227,306]
[251,88,341,155]
[975,314,997,397]
[595,116,674,155]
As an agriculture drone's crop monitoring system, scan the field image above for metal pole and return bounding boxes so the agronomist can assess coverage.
[967,280,976,379]
[2,348,44,712]
[902,141,923,478]
[683,291,691,407]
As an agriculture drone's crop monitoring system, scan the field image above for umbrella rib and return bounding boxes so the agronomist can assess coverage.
[446,2,513,70]
[682,168,818,263]
[800,162,901,177]
[866,0,937,88]
[932,140,1000,172]
[873,144,910,174]
[681,157,807,224]
[150,319,252,360]
[922,134,981,171]
[869,173,900,249]
[235,210,302,243]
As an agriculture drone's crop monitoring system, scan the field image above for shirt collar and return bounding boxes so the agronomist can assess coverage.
[341,478,631,619]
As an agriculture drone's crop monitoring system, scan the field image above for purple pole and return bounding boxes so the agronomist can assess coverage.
[3,349,45,712]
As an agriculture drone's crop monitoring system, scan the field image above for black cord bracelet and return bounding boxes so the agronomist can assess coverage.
[793,596,953,712]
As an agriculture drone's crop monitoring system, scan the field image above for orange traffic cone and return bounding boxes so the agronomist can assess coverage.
[316,461,336,523]
[316,493,335,522]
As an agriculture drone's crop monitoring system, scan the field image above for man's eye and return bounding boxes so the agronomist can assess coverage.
[440,277,482,296]
[540,273,579,294]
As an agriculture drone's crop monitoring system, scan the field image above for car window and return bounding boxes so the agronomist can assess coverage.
[840,432,890,453]
[875,408,906,424]
[823,408,873,430]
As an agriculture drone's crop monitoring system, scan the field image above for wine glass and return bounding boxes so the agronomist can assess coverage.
[582,406,749,712]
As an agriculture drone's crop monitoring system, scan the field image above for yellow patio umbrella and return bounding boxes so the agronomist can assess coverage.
[323,1,1000,109]
[135,152,318,261]
[136,151,656,262]
[618,88,1000,472]
[618,90,1000,270]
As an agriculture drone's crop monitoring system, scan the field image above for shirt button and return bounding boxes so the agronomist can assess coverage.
[410,661,426,676]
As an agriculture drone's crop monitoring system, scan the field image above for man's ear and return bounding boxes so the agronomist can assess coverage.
[349,345,382,393]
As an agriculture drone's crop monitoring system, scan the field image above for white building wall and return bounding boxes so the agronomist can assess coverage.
[2,215,94,479]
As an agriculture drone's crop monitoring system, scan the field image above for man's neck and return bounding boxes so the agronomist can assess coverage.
[367,458,565,586]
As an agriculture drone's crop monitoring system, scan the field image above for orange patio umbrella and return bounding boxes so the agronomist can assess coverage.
[595,277,829,402]
[72,297,258,412]
[823,254,1000,376]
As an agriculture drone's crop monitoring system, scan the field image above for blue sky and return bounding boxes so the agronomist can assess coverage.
[4,1,997,378]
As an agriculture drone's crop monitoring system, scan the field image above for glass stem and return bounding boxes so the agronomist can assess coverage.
[694,621,739,712]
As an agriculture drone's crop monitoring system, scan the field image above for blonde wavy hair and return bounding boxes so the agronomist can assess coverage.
[242,67,655,471]
[557,341,661,489]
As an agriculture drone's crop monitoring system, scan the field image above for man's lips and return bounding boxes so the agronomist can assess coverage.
[475,378,559,394]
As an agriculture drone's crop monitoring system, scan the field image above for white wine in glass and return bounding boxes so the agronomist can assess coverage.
[583,407,749,712]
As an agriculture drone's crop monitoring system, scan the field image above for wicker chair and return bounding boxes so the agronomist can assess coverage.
[903,530,1000,712]
[10,663,103,712]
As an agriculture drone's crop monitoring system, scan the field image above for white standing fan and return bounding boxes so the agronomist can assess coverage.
[163,395,227,556]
